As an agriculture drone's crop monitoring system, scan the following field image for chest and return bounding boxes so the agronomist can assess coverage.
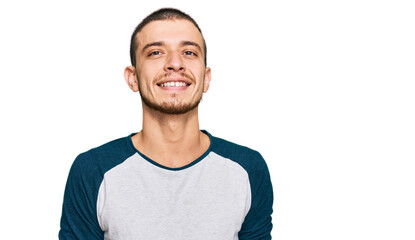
[97,159,251,240]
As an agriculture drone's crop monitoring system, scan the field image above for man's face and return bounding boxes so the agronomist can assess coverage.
[132,19,211,115]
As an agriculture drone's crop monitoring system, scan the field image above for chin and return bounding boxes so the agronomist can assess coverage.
[141,94,202,115]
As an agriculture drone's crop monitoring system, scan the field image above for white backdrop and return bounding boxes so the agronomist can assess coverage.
[1,0,414,239]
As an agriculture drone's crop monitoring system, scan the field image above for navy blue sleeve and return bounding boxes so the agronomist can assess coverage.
[238,151,273,240]
[59,153,104,240]
[210,135,273,239]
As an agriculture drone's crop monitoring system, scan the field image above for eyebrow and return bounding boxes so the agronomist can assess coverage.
[181,41,202,53]
[141,41,164,54]
[141,41,203,54]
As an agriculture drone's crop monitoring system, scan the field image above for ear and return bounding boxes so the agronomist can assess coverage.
[203,67,211,93]
[124,66,140,92]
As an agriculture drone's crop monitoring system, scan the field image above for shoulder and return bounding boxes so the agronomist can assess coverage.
[207,134,274,237]
[70,134,137,179]
[210,134,269,175]
[60,135,136,239]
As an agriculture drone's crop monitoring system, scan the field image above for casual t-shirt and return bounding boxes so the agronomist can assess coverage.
[59,131,273,240]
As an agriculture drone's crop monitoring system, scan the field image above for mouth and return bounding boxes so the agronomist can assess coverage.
[156,79,191,90]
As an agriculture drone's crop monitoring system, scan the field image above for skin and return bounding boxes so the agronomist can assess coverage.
[124,19,211,168]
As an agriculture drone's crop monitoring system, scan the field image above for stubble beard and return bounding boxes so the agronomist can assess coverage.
[139,91,202,115]
[137,73,203,115]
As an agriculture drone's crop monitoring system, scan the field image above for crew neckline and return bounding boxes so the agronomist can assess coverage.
[126,130,213,171]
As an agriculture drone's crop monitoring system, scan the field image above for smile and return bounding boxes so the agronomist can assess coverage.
[156,80,192,91]
[157,81,190,87]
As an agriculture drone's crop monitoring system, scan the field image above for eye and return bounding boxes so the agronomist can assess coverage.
[184,51,197,56]
[148,51,161,56]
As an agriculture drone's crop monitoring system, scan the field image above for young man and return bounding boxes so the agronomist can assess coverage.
[59,8,273,240]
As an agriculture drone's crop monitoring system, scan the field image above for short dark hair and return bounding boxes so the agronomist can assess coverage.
[130,8,207,67]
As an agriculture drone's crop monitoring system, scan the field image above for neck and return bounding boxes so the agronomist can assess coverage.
[132,104,210,168]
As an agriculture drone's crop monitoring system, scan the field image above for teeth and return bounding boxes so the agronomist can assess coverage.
[160,82,188,87]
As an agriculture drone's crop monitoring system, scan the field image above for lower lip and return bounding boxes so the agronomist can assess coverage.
[158,85,190,91]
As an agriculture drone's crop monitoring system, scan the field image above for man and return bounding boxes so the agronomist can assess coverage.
[59,8,273,240]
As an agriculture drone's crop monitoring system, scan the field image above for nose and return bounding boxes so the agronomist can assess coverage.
[164,51,185,72]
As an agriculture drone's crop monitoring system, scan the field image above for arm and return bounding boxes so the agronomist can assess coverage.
[59,154,104,239]
[238,152,274,240]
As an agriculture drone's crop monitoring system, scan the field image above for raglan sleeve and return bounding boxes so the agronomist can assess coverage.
[238,151,274,240]
[59,153,104,240]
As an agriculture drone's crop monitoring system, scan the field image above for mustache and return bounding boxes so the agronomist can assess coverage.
[155,72,195,83]
[134,69,195,83]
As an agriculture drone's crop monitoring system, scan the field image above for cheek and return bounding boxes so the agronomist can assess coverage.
[186,62,206,79]
[137,64,156,84]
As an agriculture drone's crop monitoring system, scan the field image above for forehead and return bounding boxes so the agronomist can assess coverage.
[137,19,204,49]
